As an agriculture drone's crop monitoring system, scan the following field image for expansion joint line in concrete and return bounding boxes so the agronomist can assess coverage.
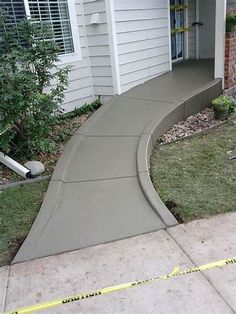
[76,134,141,138]
[166,229,235,313]
[120,95,176,105]
[2,267,10,313]
[52,175,138,185]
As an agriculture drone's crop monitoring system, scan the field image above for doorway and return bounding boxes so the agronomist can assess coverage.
[170,0,185,61]
[198,0,216,59]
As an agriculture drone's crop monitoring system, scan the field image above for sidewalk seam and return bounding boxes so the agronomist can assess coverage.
[2,266,11,312]
[166,229,236,313]
[52,175,138,184]
[120,95,175,104]
[76,133,141,138]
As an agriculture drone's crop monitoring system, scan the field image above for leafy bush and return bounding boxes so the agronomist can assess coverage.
[0,10,70,158]
[212,95,235,113]
[60,96,102,121]
[226,11,236,32]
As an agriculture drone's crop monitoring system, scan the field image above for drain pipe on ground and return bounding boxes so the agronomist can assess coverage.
[0,151,32,178]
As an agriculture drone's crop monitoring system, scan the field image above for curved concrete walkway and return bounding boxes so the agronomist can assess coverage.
[14,60,222,263]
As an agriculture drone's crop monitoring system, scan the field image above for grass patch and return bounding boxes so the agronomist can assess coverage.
[0,180,49,266]
[150,120,236,222]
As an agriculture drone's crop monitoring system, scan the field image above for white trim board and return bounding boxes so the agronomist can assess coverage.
[184,0,189,60]
[167,0,172,70]
[58,0,82,64]
[105,0,121,95]
[214,0,226,85]
[196,0,199,59]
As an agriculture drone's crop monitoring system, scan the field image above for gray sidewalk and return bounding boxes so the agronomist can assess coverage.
[14,60,221,262]
[1,213,236,314]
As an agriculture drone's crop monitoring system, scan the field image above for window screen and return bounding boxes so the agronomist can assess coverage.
[0,0,26,28]
[0,0,75,55]
[28,0,74,54]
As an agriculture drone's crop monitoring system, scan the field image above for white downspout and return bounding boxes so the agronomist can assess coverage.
[0,152,31,178]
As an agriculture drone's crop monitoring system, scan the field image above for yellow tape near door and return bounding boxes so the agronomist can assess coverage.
[170,4,189,10]
[3,257,236,314]
[171,27,191,33]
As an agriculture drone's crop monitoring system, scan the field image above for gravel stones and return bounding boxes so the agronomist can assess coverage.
[159,108,221,144]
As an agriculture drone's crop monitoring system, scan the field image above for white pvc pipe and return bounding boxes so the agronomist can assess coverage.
[0,152,31,178]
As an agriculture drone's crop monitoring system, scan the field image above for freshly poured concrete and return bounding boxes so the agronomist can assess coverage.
[123,60,215,103]
[14,60,221,262]
[17,177,165,260]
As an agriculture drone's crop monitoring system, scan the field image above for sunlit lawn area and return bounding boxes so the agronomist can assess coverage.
[151,120,236,222]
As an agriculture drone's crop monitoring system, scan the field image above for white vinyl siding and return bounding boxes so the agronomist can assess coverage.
[83,0,114,97]
[114,0,171,93]
[188,0,196,59]
[58,0,94,112]
[227,0,236,9]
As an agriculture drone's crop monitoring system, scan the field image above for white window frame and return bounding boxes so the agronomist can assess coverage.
[23,0,82,64]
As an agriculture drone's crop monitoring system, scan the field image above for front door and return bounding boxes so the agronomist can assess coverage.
[170,0,185,61]
[198,0,215,59]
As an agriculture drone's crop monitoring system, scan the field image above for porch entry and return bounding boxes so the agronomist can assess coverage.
[170,0,185,61]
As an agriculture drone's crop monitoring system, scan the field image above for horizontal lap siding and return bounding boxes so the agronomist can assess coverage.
[83,0,114,97]
[114,0,170,93]
[188,0,196,59]
[62,0,94,112]
[227,0,236,9]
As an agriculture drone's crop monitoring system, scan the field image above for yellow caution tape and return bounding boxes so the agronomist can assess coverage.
[170,4,188,10]
[3,257,236,314]
[171,27,191,33]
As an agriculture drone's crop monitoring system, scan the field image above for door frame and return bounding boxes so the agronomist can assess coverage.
[169,0,189,64]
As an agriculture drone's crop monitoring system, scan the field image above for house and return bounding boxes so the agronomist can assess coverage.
[1,0,235,112]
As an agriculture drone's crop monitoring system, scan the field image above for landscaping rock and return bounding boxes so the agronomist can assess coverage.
[24,161,45,176]
[158,108,221,144]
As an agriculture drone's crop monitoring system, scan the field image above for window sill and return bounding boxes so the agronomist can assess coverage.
[57,52,82,65]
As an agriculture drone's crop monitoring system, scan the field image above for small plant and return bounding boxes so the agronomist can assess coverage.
[60,96,102,121]
[0,9,70,158]
[212,95,235,120]
[226,11,236,32]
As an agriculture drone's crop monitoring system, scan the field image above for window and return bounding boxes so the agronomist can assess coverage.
[0,0,81,63]
[0,0,26,27]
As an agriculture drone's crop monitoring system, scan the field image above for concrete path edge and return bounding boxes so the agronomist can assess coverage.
[136,79,222,227]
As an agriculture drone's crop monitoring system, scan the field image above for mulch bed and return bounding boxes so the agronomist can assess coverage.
[0,113,91,185]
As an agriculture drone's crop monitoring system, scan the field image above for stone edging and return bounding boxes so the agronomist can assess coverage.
[0,175,51,191]
[136,79,222,227]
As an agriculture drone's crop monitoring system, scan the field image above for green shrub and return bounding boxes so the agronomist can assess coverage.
[60,96,102,121]
[0,10,70,158]
[226,11,236,32]
[212,95,235,113]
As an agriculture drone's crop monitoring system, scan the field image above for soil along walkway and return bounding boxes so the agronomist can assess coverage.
[14,60,222,262]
